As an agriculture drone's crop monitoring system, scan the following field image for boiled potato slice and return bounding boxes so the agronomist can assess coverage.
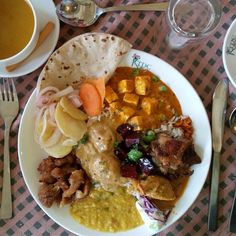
[41,110,55,142]
[44,135,72,158]
[60,96,88,121]
[35,109,55,144]
[35,117,43,139]
[55,103,87,141]
[139,176,176,201]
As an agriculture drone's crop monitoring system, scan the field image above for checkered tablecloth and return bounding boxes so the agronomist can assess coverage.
[1,0,236,235]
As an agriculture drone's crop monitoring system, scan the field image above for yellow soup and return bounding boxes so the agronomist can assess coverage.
[71,188,143,232]
[0,0,34,59]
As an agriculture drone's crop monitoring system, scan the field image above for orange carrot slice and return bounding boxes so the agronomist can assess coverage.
[79,83,102,116]
[86,77,105,104]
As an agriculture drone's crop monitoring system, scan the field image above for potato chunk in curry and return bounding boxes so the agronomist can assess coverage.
[139,176,176,201]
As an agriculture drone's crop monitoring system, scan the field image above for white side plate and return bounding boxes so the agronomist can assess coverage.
[223,18,236,88]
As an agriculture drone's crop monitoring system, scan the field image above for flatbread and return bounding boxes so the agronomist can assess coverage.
[37,33,132,91]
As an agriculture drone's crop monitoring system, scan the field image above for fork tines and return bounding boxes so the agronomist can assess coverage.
[0,78,18,102]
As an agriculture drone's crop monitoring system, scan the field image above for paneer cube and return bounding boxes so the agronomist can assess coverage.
[119,106,136,122]
[109,101,122,111]
[141,97,158,115]
[118,80,134,93]
[123,93,139,106]
[135,76,151,95]
[105,86,118,103]
[128,116,144,130]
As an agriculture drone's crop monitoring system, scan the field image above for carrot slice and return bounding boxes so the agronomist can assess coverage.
[86,77,105,104]
[79,83,102,116]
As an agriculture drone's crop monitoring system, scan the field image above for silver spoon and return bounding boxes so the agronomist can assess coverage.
[56,0,168,27]
[229,108,236,134]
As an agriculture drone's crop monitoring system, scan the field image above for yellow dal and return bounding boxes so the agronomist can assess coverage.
[0,0,34,59]
[70,188,143,232]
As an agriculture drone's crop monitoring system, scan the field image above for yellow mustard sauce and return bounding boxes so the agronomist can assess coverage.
[70,187,143,232]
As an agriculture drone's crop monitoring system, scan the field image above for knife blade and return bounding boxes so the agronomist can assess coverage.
[208,79,228,231]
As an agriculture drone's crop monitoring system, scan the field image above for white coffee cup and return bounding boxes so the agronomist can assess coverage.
[0,0,39,67]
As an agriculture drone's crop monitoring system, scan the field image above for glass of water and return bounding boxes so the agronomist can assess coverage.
[165,0,221,50]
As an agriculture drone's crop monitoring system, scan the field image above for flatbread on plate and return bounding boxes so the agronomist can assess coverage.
[37,33,132,92]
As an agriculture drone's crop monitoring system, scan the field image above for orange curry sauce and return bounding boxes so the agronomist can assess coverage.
[107,67,188,210]
[107,67,182,130]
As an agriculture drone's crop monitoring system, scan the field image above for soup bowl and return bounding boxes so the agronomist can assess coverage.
[0,0,39,67]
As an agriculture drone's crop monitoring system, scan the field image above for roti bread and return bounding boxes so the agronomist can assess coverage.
[37,33,132,91]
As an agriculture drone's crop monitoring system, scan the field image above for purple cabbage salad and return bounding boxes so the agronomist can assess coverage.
[137,195,171,225]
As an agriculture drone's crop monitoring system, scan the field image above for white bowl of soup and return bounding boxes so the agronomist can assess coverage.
[0,0,39,67]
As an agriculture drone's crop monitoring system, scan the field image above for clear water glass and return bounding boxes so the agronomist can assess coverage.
[165,0,221,50]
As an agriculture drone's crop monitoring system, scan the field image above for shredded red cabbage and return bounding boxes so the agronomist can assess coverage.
[137,196,171,224]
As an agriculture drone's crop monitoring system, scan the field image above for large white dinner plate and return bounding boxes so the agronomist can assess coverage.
[18,49,212,236]
[0,0,59,78]
[223,18,236,88]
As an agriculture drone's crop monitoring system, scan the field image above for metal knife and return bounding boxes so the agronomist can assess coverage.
[229,187,236,232]
[208,78,228,231]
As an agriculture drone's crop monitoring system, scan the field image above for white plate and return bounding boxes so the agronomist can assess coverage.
[223,18,236,88]
[0,0,59,78]
[18,49,212,236]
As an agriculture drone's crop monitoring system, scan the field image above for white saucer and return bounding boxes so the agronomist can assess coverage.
[223,18,236,88]
[0,0,60,78]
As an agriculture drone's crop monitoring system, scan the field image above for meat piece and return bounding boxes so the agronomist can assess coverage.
[151,133,201,178]
[37,154,90,208]
[51,167,77,179]
[38,157,56,184]
[60,197,73,207]
[151,133,191,173]
[88,121,116,153]
[39,173,56,184]
[38,157,55,174]
[138,176,176,201]
[75,178,90,199]
[182,145,201,165]
[76,118,123,192]
[76,142,97,174]
[55,179,69,191]
[54,154,75,166]
[38,183,61,208]
[62,170,85,198]
[89,153,121,192]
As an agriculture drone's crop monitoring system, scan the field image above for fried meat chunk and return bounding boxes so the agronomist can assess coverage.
[151,133,201,178]
[37,154,90,208]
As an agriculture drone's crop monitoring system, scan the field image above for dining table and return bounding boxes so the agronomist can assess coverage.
[0,0,236,235]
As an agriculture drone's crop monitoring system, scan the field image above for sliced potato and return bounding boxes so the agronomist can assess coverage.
[41,110,55,142]
[44,135,72,158]
[35,109,55,144]
[139,176,176,201]
[35,117,43,137]
[62,138,78,146]
[60,96,88,121]
[55,103,87,141]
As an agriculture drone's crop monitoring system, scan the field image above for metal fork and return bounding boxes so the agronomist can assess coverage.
[0,78,19,219]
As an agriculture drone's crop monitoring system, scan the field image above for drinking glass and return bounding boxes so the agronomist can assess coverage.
[165,0,221,50]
